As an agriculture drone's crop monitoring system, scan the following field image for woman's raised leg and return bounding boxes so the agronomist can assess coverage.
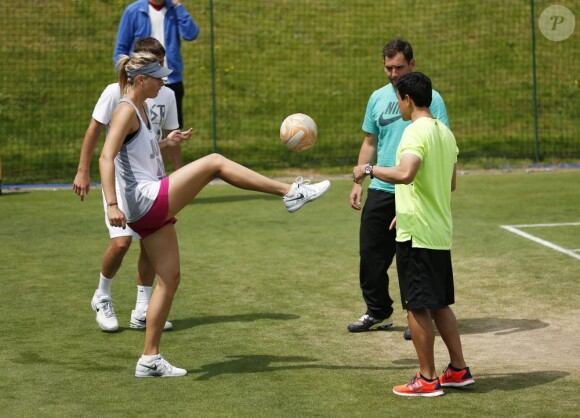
[167,153,329,218]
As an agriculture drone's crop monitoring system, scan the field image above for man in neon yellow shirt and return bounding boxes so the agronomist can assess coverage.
[347,38,449,338]
[352,72,474,397]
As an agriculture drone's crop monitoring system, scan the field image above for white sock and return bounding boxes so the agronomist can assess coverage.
[141,354,159,364]
[136,285,152,311]
[284,183,297,197]
[98,273,113,297]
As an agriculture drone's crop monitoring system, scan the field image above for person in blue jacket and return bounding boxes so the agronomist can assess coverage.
[114,0,199,137]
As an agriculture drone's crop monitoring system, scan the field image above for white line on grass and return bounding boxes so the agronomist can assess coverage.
[505,222,580,228]
[500,223,580,260]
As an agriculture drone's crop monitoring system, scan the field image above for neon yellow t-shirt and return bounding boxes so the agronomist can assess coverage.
[395,117,458,249]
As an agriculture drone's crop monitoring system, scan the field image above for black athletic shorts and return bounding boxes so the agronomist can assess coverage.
[396,240,455,310]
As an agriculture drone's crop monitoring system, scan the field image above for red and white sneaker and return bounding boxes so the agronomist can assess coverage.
[392,373,444,397]
[439,364,475,387]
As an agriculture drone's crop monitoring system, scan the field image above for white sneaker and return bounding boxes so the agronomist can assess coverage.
[91,290,119,332]
[130,309,173,330]
[135,354,187,378]
[283,176,331,213]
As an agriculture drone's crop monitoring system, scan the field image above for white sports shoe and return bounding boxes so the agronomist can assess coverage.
[130,309,173,330]
[91,290,119,332]
[135,354,187,378]
[283,176,331,213]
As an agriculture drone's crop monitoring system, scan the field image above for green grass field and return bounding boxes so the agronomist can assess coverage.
[1,171,579,416]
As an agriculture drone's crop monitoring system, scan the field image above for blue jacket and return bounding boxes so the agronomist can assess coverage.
[113,0,200,84]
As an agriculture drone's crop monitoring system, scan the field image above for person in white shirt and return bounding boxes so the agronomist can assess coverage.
[73,38,182,332]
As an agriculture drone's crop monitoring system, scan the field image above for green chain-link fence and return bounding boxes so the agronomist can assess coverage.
[1,0,578,185]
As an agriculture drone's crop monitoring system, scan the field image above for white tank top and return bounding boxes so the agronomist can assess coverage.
[114,99,166,222]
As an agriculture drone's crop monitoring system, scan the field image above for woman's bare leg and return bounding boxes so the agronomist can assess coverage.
[141,225,180,355]
[167,154,291,219]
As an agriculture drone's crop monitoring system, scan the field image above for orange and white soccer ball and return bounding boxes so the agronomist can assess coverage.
[280,113,318,152]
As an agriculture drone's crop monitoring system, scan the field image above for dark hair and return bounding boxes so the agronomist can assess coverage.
[396,72,432,107]
[383,38,413,62]
[134,37,166,57]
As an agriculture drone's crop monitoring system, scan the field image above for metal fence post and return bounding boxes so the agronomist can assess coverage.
[210,0,218,153]
[530,0,541,161]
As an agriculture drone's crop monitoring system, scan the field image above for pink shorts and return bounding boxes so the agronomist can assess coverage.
[128,177,177,239]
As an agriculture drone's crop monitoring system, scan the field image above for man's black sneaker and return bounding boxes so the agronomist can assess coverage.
[347,314,393,332]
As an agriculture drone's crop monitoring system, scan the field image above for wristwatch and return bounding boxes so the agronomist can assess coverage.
[364,164,374,179]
